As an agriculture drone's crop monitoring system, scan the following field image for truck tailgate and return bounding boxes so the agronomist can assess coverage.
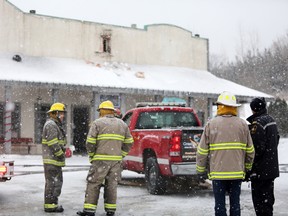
[181,128,203,162]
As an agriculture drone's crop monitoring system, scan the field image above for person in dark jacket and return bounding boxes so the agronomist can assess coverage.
[246,97,280,216]
[42,102,67,213]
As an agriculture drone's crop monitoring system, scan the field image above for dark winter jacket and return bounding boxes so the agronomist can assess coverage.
[247,108,280,180]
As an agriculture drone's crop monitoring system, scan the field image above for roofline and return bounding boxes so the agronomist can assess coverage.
[0,80,273,103]
[6,0,206,36]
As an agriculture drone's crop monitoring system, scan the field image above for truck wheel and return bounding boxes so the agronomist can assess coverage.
[145,157,166,195]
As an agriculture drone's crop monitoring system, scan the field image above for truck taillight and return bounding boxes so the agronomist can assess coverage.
[0,165,7,175]
[169,135,181,157]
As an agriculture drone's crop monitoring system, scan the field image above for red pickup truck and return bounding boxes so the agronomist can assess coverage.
[122,102,203,194]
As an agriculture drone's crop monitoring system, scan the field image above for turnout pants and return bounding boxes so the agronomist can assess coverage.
[251,178,275,216]
[83,161,122,214]
[44,164,63,210]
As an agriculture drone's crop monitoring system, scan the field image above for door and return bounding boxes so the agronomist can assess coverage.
[72,106,89,153]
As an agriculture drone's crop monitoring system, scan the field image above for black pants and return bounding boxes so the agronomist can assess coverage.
[251,178,275,216]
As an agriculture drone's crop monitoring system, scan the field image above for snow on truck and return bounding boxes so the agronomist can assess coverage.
[122,102,203,194]
[0,160,14,182]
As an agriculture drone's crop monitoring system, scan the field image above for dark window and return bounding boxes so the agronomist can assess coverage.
[103,38,111,53]
[73,106,89,153]
[0,102,21,138]
[101,33,111,54]
[136,111,199,129]
[34,103,67,144]
[34,103,50,143]
[12,103,21,137]
[100,95,120,108]
[123,112,133,126]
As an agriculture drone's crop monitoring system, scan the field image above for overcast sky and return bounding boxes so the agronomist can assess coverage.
[9,0,288,61]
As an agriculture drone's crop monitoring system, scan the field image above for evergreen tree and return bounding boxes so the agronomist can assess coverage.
[268,98,288,137]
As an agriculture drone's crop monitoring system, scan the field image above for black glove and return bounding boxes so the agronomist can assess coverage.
[243,171,251,182]
[197,173,207,183]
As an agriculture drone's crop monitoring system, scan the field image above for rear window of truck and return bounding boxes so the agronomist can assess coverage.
[136,111,199,129]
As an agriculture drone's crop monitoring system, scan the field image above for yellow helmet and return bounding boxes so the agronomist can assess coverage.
[216,91,241,107]
[47,102,66,113]
[97,100,115,111]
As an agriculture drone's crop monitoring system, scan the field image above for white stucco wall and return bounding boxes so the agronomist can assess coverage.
[0,0,209,70]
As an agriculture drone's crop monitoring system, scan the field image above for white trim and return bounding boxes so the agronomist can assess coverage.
[124,155,169,165]
[157,158,170,165]
[263,122,277,130]
[124,155,142,163]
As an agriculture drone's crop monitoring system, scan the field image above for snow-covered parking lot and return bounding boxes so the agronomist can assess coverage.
[1,138,288,216]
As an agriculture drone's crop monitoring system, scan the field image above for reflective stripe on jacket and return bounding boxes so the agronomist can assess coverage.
[196,115,255,180]
[86,114,133,162]
[42,118,66,167]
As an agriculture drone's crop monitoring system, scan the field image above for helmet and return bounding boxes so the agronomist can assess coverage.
[47,103,66,113]
[216,91,241,107]
[98,100,115,111]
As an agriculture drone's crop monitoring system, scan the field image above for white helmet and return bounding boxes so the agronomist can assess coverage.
[216,91,241,107]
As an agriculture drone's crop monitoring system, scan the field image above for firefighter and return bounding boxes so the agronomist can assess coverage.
[77,100,133,216]
[196,91,255,216]
[42,102,67,213]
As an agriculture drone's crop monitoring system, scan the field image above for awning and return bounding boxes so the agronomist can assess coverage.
[0,53,273,100]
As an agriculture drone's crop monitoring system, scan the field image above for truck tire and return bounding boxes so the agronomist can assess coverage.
[145,157,167,195]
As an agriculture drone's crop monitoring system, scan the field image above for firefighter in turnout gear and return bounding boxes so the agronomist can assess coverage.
[196,91,255,216]
[77,100,133,216]
[42,102,67,213]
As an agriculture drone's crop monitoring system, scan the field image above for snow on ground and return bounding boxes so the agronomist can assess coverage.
[0,138,287,216]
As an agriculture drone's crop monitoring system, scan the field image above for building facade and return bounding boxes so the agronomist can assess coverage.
[0,0,266,155]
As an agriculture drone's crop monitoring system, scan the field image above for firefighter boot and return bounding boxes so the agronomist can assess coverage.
[106,212,115,216]
[76,210,95,216]
[44,205,64,213]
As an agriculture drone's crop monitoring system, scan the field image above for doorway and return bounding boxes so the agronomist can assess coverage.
[72,106,89,153]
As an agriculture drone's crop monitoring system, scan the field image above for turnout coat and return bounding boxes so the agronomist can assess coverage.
[42,118,66,167]
[86,114,133,162]
[196,114,255,180]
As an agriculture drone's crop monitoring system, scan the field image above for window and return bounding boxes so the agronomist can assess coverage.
[123,112,133,126]
[136,111,199,129]
[0,102,21,138]
[34,103,67,144]
[101,30,112,54]
[103,37,111,53]
[34,103,50,143]
[100,95,120,108]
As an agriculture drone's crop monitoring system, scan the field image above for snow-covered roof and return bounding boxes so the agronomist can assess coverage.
[0,53,272,99]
